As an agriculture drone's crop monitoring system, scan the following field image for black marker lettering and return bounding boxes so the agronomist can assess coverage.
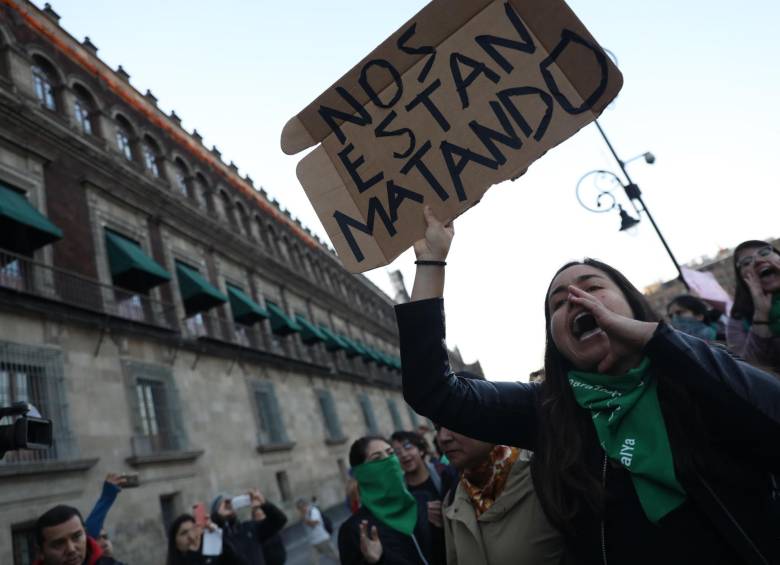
[440,141,499,202]
[359,59,403,109]
[386,180,424,223]
[338,144,384,194]
[539,29,609,115]
[405,79,451,133]
[400,141,450,202]
[318,86,372,145]
[374,111,416,159]
[475,2,535,74]
[334,198,396,263]
[397,23,437,83]
[496,86,554,141]
[449,52,501,109]
[468,101,523,166]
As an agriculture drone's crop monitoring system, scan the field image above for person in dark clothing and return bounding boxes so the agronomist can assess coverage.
[390,431,454,565]
[251,506,286,565]
[397,206,780,565]
[210,489,287,565]
[166,513,247,565]
[338,436,435,565]
[32,505,124,565]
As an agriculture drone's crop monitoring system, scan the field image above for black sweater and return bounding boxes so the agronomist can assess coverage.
[396,298,780,565]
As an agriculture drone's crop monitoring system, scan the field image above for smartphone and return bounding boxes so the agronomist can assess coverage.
[193,503,208,528]
[120,473,140,488]
[231,494,251,510]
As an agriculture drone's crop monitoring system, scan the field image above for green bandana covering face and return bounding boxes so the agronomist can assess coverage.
[352,454,418,535]
[568,358,686,523]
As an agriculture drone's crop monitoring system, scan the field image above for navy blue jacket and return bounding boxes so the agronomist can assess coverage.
[397,298,780,565]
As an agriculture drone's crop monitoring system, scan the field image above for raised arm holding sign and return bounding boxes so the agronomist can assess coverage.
[282,0,622,272]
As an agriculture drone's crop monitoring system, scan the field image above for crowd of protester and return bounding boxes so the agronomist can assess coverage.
[25,224,780,565]
[31,479,289,565]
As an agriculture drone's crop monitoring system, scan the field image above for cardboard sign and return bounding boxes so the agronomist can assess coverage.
[282,0,623,272]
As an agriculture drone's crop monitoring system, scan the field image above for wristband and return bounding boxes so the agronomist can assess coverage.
[415,260,446,267]
[752,320,769,325]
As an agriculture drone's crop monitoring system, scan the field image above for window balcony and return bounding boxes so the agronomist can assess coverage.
[0,247,177,330]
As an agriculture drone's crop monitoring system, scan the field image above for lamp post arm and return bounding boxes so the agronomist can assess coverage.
[594,120,689,290]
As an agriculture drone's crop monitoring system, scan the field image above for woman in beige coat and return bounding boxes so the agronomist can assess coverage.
[436,420,568,565]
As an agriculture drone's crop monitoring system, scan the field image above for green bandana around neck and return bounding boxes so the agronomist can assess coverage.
[568,358,686,523]
[351,454,418,535]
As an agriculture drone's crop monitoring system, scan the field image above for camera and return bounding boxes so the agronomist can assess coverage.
[0,402,53,458]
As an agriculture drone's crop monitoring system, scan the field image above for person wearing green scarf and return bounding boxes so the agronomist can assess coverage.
[337,436,433,565]
[568,358,686,523]
[398,209,780,564]
[728,240,780,374]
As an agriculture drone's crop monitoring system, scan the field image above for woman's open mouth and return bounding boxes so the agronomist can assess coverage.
[571,312,603,341]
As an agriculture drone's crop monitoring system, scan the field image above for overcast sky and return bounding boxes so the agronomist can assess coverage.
[41,0,780,380]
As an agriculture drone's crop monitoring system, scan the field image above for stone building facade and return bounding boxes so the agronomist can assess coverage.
[0,3,423,563]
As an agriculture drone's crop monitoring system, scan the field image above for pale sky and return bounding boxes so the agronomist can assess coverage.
[41,0,780,380]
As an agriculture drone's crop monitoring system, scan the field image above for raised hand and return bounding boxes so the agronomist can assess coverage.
[248,488,266,507]
[567,285,658,373]
[742,269,772,320]
[105,473,126,489]
[359,520,383,564]
[413,206,454,261]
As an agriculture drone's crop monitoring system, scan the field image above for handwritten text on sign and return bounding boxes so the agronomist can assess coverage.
[282,0,622,272]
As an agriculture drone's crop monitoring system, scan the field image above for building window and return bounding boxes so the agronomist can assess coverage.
[317,389,344,442]
[31,61,56,110]
[276,470,292,502]
[252,381,288,446]
[0,259,25,291]
[387,399,403,432]
[142,139,161,178]
[72,84,95,136]
[159,492,182,534]
[12,521,36,565]
[173,159,189,196]
[115,115,134,161]
[0,341,72,465]
[358,394,379,435]
[123,361,187,456]
[185,312,207,337]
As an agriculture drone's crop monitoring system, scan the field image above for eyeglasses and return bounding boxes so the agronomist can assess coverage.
[737,246,774,270]
[392,441,417,455]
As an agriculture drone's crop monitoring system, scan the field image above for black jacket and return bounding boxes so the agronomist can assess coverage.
[397,298,780,565]
[212,503,288,565]
[260,533,286,565]
[338,505,434,565]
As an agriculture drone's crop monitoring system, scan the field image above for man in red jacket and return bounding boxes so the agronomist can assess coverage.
[33,505,124,565]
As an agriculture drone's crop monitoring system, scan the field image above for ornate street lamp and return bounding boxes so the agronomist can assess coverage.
[575,121,689,289]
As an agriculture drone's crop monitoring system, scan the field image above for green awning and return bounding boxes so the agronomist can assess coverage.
[227,285,268,325]
[367,346,385,365]
[105,230,171,293]
[353,340,374,362]
[175,261,227,315]
[295,315,326,344]
[340,336,362,358]
[377,351,394,368]
[0,182,63,255]
[319,326,348,351]
[266,302,301,336]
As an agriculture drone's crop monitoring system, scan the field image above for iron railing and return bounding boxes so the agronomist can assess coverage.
[0,248,178,330]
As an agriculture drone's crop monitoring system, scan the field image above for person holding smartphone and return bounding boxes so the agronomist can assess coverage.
[84,473,136,542]
[166,513,247,565]
[210,489,287,565]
